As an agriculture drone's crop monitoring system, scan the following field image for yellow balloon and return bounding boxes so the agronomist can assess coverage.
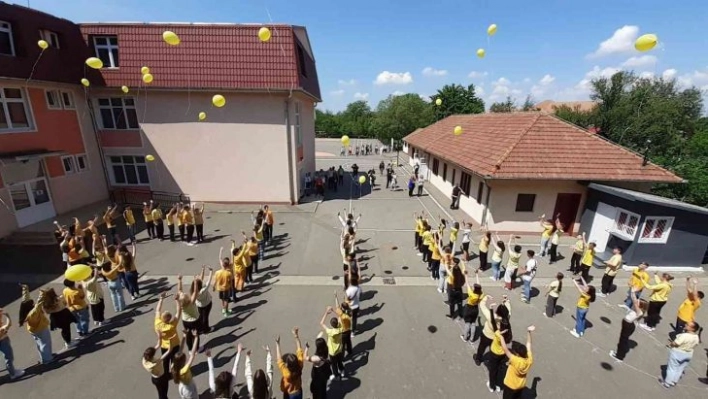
[143,73,154,84]
[80,78,90,87]
[198,112,207,121]
[85,57,103,69]
[258,27,272,42]
[212,94,226,108]
[121,85,129,94]
[141,66,150,75]
[453,126,463,136]
[65,264,92,282]
[435,98,442,106]
[341,135,350,145]
[145,154,155,162]
[358,175,366,184]
[635,34,658,52]
[38,40,49,50]
[487,24,498,36]
[476,48,486,59]
[162,30,181,46]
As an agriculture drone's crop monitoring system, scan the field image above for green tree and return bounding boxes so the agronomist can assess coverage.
[339,100,374,138]
[372,94,434,142]
[489,96,516,113]
[314,109,342,137]
[553,104,596,129]
[521,95,537,111]
[431,84,485,121]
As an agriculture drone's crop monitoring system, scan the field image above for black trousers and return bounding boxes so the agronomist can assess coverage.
[570,253,582,273]
[414,232,420,249]
[450,195,459,209]
[151,373,170,399]
[90,299,105,322]
[448,287,463,318]
[615,319,636,360]
[178,225,185,241]
[430,260,440,278]
[479,251,488,270]
[351,308,360,331]
[580,263,592,281]
[187,225,195,242]
[246,265,254,283]
[155,221,164,240]
[146,221,155,238]
[330,351,345,376]
[168,224,175,241]
[601,274,615,294]
[646,301,666,328]
[265,224,273,243]
[197,302,212,334]
[409,186,414,197]
[196,224,204,242]
[503,385,524,399]
[545,295,558,317]
[161,345,179,374]
[342,330,353,357]
[549,244,558,263]
[475,334,493,364]
[487,353,506,390]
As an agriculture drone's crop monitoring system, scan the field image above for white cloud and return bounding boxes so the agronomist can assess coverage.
[468,71,488,79]
[677,68,708,91]
[577,66,621,92]
[329,89,345,96]
[374,71,413,85]
[422,67,448,77]
[523,78,531,83]
[620,55,657,69]
[662,68,677,80]
[353,92,369,101]
[476,86,485,96]
[494,77,511,86]
[639,71,655,79]
[489,77,522,101]
[419,94,430,102]
[392,90,405,96]
[338,79,356,86]
[588,25,640,58]
[539,74,555,86]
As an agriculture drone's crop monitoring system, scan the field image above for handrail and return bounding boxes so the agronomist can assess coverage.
[109,188,191,206]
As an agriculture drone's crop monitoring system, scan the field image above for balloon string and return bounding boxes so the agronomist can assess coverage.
[264,3,296,98]
[25,49,44,83]
[184,73,192,116]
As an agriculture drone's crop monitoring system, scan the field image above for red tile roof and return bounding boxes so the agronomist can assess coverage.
[79,23,320,100]
[404,113,683,183]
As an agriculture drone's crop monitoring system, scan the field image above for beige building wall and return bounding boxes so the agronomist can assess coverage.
[427,161,487,223]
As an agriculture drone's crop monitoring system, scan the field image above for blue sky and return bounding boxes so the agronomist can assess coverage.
[14,0,708,111]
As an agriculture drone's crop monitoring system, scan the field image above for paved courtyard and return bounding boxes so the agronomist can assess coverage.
[0,140,706,398]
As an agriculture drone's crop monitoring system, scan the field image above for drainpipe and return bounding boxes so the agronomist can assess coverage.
[284,99,296,204]
[480,178,492,226]
[85,98,113,202]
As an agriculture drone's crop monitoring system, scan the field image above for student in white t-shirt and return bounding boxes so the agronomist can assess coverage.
[519,250,538,304]
[345,269,361,337]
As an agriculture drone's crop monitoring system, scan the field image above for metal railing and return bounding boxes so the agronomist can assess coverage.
[110,189,191,207]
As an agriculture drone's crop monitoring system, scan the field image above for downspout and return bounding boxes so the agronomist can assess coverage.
[284,99,297,204]
[85,97,113,201]
[480,178,492,226]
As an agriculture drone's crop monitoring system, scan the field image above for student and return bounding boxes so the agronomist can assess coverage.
[449,222,459,254]
[155,292,183,372]
[489,234,506,281]
[474,294,511,366]
[193,203,206,243]
[214,252,235,316]
[478,231,491,270]
[428,232,442,281]
[18,285,54,364]
[320,307,345,379]
[63,279,90,337]
[104,204,120,243]
[673,277,703,334]
[569,234,584,274]
[346,270,362,335]
[598,247,623,297]
[662,321,701,388]
[171,334,200,399]
[206,343,242,399]
[85,268,106,326]
[503,237,521,291]
[166,204,179,242]
[549,221,564,264]
[544,273,564,318]
[446,260,465,319]
[420,224,433,263]
[276,328,306,399]
[570,277,596,338]
[408,176,416,197]
[461,270,484,342]
[439,245,454,294]
[152,203,165,240]
[500,326,534,399]
[246,345,274,399]
[460,221,473,262]
[621,262,649,309]
[182,205,196,244]
[579,235,596,281]
[416,174,424,196]
[123,206,137,243]
[518,250,538,304]
[0,308,25,380]
[487,303,512,393]
[413,213,424,253]
[307,338,331,399]
[253,218,266,262]
[120,243,141,300]
[244,236,259,282]
[610,287,646,361]
[195,266,214,336]
[264,205,274,244]
[40,287,76,350]
[143,331,173,399]
[144,202,155,239]
[538,214,556,257]
[334,292,353,358]
[231,241,248,296]
[639,273,674,332]
[177,275,200,351]
[101,245,126,313]
[450,184,464,209]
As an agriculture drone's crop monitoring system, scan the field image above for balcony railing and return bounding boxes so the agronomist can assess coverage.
[109,188,191,207]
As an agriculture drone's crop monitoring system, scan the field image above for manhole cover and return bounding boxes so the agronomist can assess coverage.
[402,266,409,270]
[391,246,398,250]
[384,270,392,274]
[382,277,396,285]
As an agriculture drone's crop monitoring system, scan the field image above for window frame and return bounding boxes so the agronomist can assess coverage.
[61,155,76,175]
[0,21,16,56]
[451,169,456,185]
[638,216,674,244]
[476,182,484,205]
[515,193,536,213]
[92,35,119,68]
[39,29,60,49]
[107,155,150,186]
[611,207,641,241]
[60,91,75,110]
[432,158,440,175]
[442,163,448,182]
[75,154,89,172]
[0,87,35,133]
[295,101,302,146]
[296,45,307,77]
[96,97,139,130]
[45,90,62,110]
[459,172,472,196]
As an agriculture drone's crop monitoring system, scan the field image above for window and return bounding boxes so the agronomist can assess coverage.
[61,91,75,109]
[109,155,149,185]
[611,208,640,240]
[0,87,33,131]
[61,155,76,174]
[460,172,472,195]
[451,169,456,185]
[45,90,62,110]
[442,163,448,181]
[97,97,138,129]
[39,29,60,48]
[515,194,536,212]
[476,182,484,204]
[295,101,302,146]
[296,45,307,77]
[638,216,673,244]
[76,154,88,172]
[0,21,15,56]
[93,36,119,68]
[432,158,440,175]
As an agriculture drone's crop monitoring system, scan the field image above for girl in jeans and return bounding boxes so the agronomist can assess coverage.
[570,277,595,338]
[40,287,76,350]
[662,321,700,388]
[489,234,506,281]
[519,250,538,304]
[101,257,126,313]
[0,308,25,380]
[18,284,53,365]
[120,244,141,300]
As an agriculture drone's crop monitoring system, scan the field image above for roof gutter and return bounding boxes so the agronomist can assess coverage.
[480,177,492,227]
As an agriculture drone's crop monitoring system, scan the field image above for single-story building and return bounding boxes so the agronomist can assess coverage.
[580,183,708,268]
[404,112,684,235]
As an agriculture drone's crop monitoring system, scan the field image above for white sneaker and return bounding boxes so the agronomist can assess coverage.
[495,386,501,393]
[489,276,496,281]
[417,253,423,256]
[618,304,629,309]
[609,350,622,362]
[638,323,652,332]
[596,292,607,297]
[351,331,356,337]
[10,369,25,380]
[460,335,467,342]
[340,371,345,378]
[570,329,580,338]
[542,312,547,318]
[486,381,494,393]
[437,288,443,293]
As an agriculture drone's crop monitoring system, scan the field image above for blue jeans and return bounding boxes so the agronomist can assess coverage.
[540,237,550,256]
[0,337,17,376]
[126,224,136,243]
[491,261,501,280]
[288,392,303,399]
[108,279,126,312]
[258,241,265,261]
[575,307,589,335]
[522,277,533,301]
[125,270,140,297]
[438,268,447,292]
[32,328,53,364]
[73,307,90,335]
[665,349,693,385]
[624,289,642,308]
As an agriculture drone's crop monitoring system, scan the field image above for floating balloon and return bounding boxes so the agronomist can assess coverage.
[476,48,486,59]
[635,34,658,52]
[80,78,90,87]
[65,264,92,282]
[38,40,49,50]
[435,98,442,106]
[341,135,350,146]
[198,112,206,121]
[258,27,271,42]
[142,73,154,84]
[162,30,181,46]
[121,85,129,94]
[145,154,155,162]
[85,57,103,69]
[141,66,150,75]
[487,24,498,36]
[212,94,226,108]
[358,175,366,184]
[453,126,463,136]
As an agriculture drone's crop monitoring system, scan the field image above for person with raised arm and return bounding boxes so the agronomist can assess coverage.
[195,265,214,337]
[246,345,273,399]
[171,331,200,398]
[489,233,506,281]
[194,202,206,243]
[18,284,53,365]
[673,276,703,334]
[207,343,242,399]
[155,292,183,371]
[277,328,307,399]
[103,203,120,243]
[143,330,173,399]
[320,306,345,379]
[500,326,535,398]
[461,269,484,342]
[143,201,155,240]
[610,284,647,361]
[177,274,200,351]
[214,247,235,316]
[570,276,596,338]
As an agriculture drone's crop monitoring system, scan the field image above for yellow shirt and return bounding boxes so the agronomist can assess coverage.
[278,348,304,394]
[102,266,119,281]
[492,248,504,263]
[336,309,352,331]
[143,209,151,223]
[124,209,136,226]
[573,239,584,254]
[247,241,258,257]
[179,365,193,384]
[479,236,490,253]
[181,210,194,225]
[450,228,458,243]
[151,208,163,222]
[63,287,87,311]
[646,276,672,302]
[266,210,274,225]
[504,352,534,390]
[507,251,521,269]
[431,245,441,261]
[214,269,233,292]
[541,223,553,238]
[581,248,595,266]
[577,292,591,309]
[415,220,424,234]
[491,331,505,355]
[466,289,483,306]
[551,229,563,245]
[677,298,701,323]
[629,269,649,291]
[326,327,343,355]
[254,226,264,242]
[154,317,180,349]
[25,305,50,334]
[548,280,561,298]
[604,254,622,277]
[194,211,204,225]
[421,231,432,246]
[166,211,175,226]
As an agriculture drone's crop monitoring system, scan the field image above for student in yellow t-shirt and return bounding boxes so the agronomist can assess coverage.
[622,262,649,309]
[230,241,248,294]
[478,231,491,270]
[500,325,535,398]
[63,279,90,336]
[18,284,53,364]
[123,205,137,244]
[538,214,555,257]
[578,232,595,280]
[151,204,164,240]
[334,292,353,358]
[319,307,345,378]
[640,272,674,331]
[214,252,235,315]
[462,270,484,342]
[414,213,425,254]
[598,247,623,297]
[166,204,178,242]
[569,234,585,274]
[487,307,512,392]
[449,221,460,255]
[193,203,206,243]
[570,276,596,338]
[182,205,196,244]
[154,293,182,368]
[103,204,119,243]
[177,203,186,241]
[674,277,704,333]
[429,233,442,281]
[276,328,305,398]
[420,224,433,263]
[143,202,155,239]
